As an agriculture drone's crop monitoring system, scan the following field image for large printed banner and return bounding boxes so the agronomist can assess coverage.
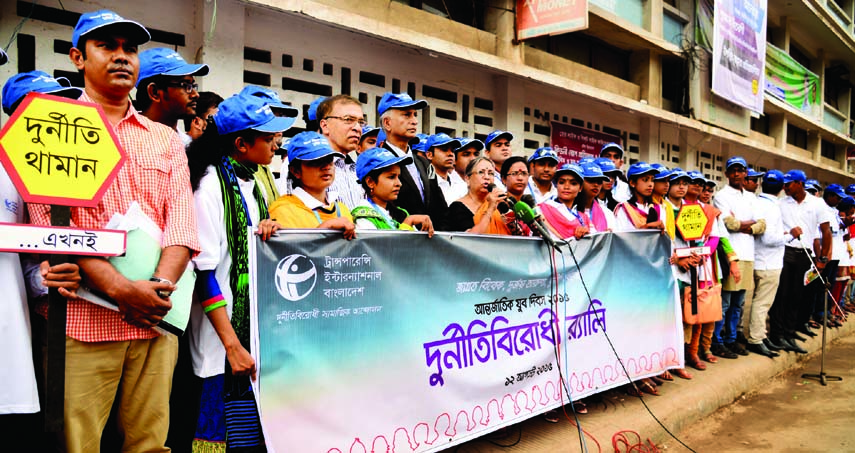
[250,231,682,452]
[712,0,768,113]
[765,43,821,119]
[550,121,620,164]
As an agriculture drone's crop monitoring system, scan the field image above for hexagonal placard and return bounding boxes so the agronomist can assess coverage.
[0,92,126,207]
[675,204,709,241]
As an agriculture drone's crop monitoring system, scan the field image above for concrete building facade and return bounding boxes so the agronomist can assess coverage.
[1,0,854,184]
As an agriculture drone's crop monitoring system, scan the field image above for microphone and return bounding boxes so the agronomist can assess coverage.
[513,200,563,249]
[519,194,536,207]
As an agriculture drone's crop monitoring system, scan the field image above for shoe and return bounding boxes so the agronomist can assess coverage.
[736,331,748,345]
[726,342,749,356]
[789,331,807,342]
[686,354,707,370]
[798,324,817,337]
[747,342,779,358]
[775,336,808,354]
[808,320,821,329]
[543,410,560,423]
[763,338,784,352]
[711,343,738,359]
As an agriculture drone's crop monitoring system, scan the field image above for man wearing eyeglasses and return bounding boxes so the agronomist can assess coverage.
[317,94,368,208]
[135,48,209,146]
[525,147,558,204]
[379,92,448,229]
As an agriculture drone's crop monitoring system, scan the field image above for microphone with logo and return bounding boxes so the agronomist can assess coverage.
[512,200,564,249]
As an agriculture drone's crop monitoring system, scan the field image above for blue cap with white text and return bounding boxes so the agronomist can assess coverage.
[2,71,82,115]
[72,9,150,48]
[528,146,559,164]
[783,170,808,184]
[356,147,413,182]
[627,162,658,178]
[377,92,428,116]
[485,130,514,148]
[137,47,208,86]
[240,85,299,117]
[213,94,295,135]
[287,131,345,163]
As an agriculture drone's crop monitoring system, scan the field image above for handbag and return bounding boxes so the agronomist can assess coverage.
[682,260,723,325]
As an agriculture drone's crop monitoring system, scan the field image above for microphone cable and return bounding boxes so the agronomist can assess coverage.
[557,236,697,453]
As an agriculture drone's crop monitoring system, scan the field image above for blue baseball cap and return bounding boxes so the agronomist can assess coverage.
[838,196,855,211]
[594,157,622,176]
[72,10,150,49]
[704,177,718,186]
[287,131,344,163]
[846,184,855,195]
[454,137,484,154]
[239,85,299,118]
[528,146,559,164]
[485,130,514,148]
[554,163,584,182]
[359,126,380,143]
[746,168,765,178]
[627,162,658,178]
[2,71,82,115]
[652,164,673,181]
[377,92,428,116]
[356,147,413,182]
[426,133,461,153]
[411,133,430,153]
[669,169,691,182]
[805,179,820,191]
[763,169,784,184]
[307,96,326,121]
[137,48,208,87]
[600,142,624,158]
[213,94,295,135]
[0,47,7,66]
[579,162,609,182]
[783,170,807,184]
[578,157,597,166]
[726,156,747,170]
[686,170,706,183]
[826,184,846,197]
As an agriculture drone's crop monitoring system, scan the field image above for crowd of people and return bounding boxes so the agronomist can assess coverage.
[2,8,854,453]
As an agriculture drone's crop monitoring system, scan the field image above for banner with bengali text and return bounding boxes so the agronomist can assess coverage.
[550,121,620,164]
[764,43,821,119]
[711,0,768,113]
[250,230,682,452]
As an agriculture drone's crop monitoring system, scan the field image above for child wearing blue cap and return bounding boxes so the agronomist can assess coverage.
[613,162,664,232]
[268,131,356,237]
[186,93,294,452]
[350,147,434,234]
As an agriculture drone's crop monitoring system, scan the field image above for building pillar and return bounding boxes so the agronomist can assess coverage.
[198,0,245,96]
[493,75,526,155]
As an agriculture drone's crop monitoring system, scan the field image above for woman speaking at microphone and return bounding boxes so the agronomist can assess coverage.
[446,156,526,235]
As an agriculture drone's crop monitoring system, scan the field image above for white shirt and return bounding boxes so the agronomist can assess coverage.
[713,185,758,261]
[613,201,651,232]
[329,157,365,209]
[780,193,829,252]
[0,168,40,415]
[613,178,631,203]
[435,172,456,207]
[447,171,469,202]
[524,178,557,205]
[386,141,425,200]
[754,193,786,271]
[824,203,846,262]
[190,167,264,378]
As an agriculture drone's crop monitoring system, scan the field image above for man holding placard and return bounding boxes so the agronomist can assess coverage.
[26,10,199,452]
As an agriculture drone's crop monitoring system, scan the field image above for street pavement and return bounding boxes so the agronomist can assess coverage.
[454,319,855,452]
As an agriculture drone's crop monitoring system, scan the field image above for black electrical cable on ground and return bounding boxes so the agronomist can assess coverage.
[559,239,697,453]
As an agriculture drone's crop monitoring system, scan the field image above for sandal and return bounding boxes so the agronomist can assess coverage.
[649,375,665,386]
[639,378,660,396]
[672,368,693,380]
[572,401,588,414]
[809,320,821,329]
[658,370,674,381]
[625,383,643,398]
[686,355,707,371]
[543,410,560,423]
[702,351,719,363]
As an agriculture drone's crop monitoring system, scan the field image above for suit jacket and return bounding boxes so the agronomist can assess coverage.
[382,142,448,230]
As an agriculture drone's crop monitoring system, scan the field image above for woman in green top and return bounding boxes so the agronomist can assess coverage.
[351,147,434,235]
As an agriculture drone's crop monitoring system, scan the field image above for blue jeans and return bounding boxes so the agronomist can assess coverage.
[713,289,746,344]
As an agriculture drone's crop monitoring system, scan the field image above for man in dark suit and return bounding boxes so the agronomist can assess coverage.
[378,92,448,230]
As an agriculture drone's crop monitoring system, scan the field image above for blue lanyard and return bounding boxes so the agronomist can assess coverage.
[312,202,341,225]
[553,196,584,224]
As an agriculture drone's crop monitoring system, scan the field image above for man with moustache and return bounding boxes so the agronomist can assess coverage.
[379,92,448,228]
[135,47,209,145]
[318,94,367,208]
[448,138,484,202]
[28,10,199,452]
[524,146,558,204]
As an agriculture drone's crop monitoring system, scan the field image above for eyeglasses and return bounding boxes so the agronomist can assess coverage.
[472,169,496,178]
[507,171,529,177]
[165,81,199,93]
[325,116,367,127]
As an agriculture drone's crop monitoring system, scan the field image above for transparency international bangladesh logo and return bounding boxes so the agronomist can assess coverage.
[274,254,317,301]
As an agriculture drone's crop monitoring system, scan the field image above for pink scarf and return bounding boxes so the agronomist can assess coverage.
[540,202,591,239]
[588,201,609,232]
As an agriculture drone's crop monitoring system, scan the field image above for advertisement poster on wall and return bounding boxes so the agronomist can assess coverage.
[516,0,588,40]
[711,0,768,114]
[550,121,621,163]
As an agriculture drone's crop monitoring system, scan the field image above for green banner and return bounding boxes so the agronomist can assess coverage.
[765,43,821,118]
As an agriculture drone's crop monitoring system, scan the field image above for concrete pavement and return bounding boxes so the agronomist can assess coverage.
[454,317,855,452]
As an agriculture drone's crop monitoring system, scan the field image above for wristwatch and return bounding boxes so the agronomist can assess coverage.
[818,256,829,264]
[150,276,174,298]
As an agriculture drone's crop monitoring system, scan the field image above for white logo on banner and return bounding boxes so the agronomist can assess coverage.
[275,254,317,301]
